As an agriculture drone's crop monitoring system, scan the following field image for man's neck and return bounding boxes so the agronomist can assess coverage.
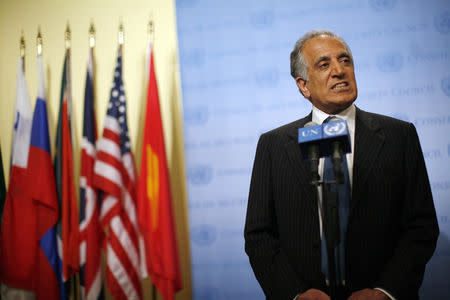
[312,104,356,127]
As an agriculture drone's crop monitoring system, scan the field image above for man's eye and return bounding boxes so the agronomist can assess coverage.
[319,63,328,68]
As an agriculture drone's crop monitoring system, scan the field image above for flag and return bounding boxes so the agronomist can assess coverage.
[0,146,6,224]
[137,41,182,300]
[79,47,104,300]
[0,56,34,290]
[93,47,142,300]
[28,54,60,300]
[54,49,79,299]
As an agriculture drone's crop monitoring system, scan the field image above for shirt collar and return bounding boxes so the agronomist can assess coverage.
[312,104,356,130]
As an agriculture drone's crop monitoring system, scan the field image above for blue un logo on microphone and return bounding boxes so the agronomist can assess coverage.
[298,124,322,143]
[323,121,347,137]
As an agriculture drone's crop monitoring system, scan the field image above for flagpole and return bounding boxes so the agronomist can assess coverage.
[65,22,79,300]
[148,18,154,43]
[65,22,71,74]
[89,21,96,93]
[20,31,25,72]
[147,17,158,300]
[89,21,95,51]
[118,20,124,54]
[65,22,71,88]
[37,26,42,57]
[65,23,71,50]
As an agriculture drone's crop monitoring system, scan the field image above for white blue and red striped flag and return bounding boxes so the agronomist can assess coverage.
[93,47,142,300]
[79,47,104,300]
[0,56,34,291]
[0,50,60,300]
[31,54,60,300]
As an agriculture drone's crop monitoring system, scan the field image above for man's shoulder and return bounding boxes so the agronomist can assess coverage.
[357,108,413,130]
[261,115,311,139]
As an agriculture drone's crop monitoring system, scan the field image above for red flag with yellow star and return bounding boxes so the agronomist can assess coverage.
[137,42,182,300]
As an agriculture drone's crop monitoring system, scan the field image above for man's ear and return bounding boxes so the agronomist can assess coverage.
[296,77,310,98]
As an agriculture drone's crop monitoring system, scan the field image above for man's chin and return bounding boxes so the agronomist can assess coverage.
[320,100,355,114]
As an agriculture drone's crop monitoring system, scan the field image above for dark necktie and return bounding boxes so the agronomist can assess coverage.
[321,116,351,285]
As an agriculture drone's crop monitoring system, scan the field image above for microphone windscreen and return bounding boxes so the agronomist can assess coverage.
[298,121,322,160]
[321,119,351,155]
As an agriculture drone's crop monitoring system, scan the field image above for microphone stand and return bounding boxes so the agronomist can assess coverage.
[323,180,340,300]
[311,168,342,300]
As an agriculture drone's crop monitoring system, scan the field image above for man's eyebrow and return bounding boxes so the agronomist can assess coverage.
[338,52,351,61]
[314,55,330,66]
[314,52,352,67]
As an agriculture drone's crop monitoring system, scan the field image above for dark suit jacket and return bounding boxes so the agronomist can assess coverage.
[244,107,439,300]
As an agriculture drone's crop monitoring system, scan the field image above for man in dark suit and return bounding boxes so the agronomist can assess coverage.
[244,30,439,300]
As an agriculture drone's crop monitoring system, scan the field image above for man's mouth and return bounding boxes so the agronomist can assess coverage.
[331,82,349,90]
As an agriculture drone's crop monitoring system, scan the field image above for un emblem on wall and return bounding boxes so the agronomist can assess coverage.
[185,106,209,125]
[390,113,410,122]
[250,11,275,28]
[191,224,217,246]
[434,11,450,34]
[188,165,213,185]
[369,0,397,11]
[197,287,221,300]
[376,53,403,72]
[177,0,197,9]
[255,68,279,87]
[441,76,450,97]
[183,48,205,67]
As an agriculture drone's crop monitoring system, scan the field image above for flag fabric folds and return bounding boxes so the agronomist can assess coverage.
[79,47,104,300]
[54,49,79,299]
[0,146,5,223]
[93,47,142,300]
[0,56,34,291]
[0,55,60,300]
[30,54,60,300]
[137,41,182,300]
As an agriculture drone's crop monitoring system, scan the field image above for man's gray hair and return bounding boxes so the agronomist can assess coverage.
[290,30,353,81]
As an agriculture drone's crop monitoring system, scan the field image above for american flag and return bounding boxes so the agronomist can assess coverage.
[93,47,142,300]
[79,48,104,300]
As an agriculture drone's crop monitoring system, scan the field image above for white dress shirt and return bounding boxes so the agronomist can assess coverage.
[312,104,356,242]
[293,104,396,300]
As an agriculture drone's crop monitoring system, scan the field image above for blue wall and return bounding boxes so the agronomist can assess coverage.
[175,0,450,298]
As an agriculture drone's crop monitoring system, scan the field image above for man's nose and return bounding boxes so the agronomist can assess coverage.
[331,62,345,77]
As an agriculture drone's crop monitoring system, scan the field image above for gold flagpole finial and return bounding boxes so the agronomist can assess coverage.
[118,20,124,46]
[65,22,71,50]
[89,21,96,48]
[148,18,154,42]
[37,26,43,56]
[20,31,26,59]
[20,31,25,72]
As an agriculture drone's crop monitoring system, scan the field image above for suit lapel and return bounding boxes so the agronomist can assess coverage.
[284,113,318,215]
[351,108,385,215]
[285,113,313,186]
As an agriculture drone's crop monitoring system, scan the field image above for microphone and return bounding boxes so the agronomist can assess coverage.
[298,121,322,184]
[321,117,351,183]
